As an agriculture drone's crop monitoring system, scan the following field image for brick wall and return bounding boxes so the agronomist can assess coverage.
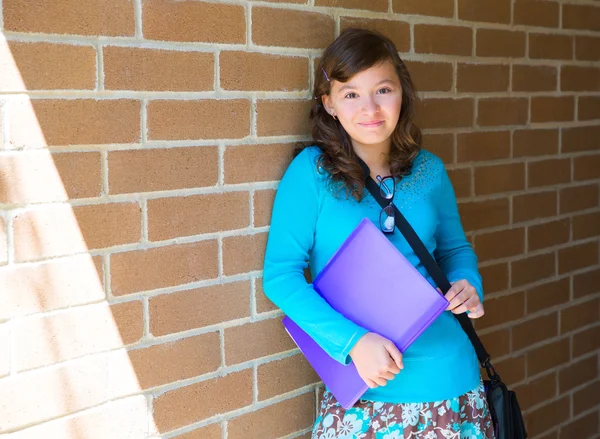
[0,0,598,438]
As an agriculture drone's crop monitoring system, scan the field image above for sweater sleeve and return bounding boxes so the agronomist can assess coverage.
[262,149,368,364]
[432,163,484,302]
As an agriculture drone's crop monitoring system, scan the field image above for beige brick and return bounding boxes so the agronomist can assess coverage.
[221,52,308,91]
[526,277,570,314]
[480,262,509,294]
[4,0,134,36]
[576,36,600,61]
[476,291,525,330]
[315,0,387,12]
[474,228,525,262]
[110,300,144,345]
[559,184,599,214]
[511,253,555,288]
[0,254,104,319]
[110,241,218,296]
[573,326,600,358]
[526,338,570,376]
[423,133,454,163]
[12,99,140,147]
[558,242,599,275]
[104,47,214,92]
[53,152,103,200]
[148,192,249,241]
[578,96,600,121]
[574,269,600,299]
[561,66,600,92]
[257,354,319,400]
[563,4,600,31]
[149,281,251,336]
[224,143,295,184]
[531,96,575,123]
[0,219,7,266]
[477,29,526,58]
[254,189,277,227]
[528,218,570,251]
[152,370,253,432]
[3,42,96,90]
[573,211,600,240]
[414,25,472,56]
[143,0,245,44]
[529,33,573,60]
[474,163,525,195]
[514,0,560,27]
[458,0,511,23]
[404,61,453,92]
[148,100,250,141]
[513,190,557,222]
[457,131,510,162]
[224,317,296,365]
[257,100,312,137]
[414,98,474,129]
[512,65,557,92]
[253,8,334,49]
[340,18,410,53]
[459,198,510,232]
[513,129,559,158]
[228,393,315,439]
[0,323,9,377]
[512,372,557,412]
[477,98,528,127]
[512,313,558,351]
[527,158,571,188]
[127,333,220,389]
[562,125,600,153]
[457,64,510,93]
[392,0,454,17]
[108,146,218,194]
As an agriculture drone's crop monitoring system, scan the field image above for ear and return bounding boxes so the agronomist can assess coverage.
[321,94,334,116]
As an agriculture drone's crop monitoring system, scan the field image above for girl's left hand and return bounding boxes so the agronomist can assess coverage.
[444,279,485,319]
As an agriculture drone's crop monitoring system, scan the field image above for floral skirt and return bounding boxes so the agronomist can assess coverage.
[311,380,495,439]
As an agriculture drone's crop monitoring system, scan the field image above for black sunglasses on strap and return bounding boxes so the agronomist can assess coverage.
[376,175,396,234]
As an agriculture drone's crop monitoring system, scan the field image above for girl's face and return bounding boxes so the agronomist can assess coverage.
[321,60,402,154]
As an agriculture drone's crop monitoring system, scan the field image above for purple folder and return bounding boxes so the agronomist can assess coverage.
[282,218,449,409]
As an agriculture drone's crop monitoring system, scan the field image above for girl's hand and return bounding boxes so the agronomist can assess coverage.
[349,332,403,388]
[444,279,485,319]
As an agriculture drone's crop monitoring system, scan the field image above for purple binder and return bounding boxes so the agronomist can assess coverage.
[282,218,449,409]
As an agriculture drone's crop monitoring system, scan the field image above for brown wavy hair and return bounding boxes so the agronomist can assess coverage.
[306,27,422,201]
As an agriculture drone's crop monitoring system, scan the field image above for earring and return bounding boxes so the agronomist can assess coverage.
[332,114,338,120]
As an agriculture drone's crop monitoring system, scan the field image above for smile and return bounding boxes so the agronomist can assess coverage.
[358,121,384,127]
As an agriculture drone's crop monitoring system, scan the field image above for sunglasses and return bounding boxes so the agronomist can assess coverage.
[376,175,396,234]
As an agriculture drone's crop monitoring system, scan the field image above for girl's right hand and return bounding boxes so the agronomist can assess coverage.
[349,332,403,388]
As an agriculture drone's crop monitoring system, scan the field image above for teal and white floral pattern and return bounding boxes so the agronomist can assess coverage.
[312,381,494,439]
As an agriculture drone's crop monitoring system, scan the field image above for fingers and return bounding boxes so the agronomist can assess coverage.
[443,280,466,305]
[450,295,480,315]
[468,303,485,319]
[385,342,404,371]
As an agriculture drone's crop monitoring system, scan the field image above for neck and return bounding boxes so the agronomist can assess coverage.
[352,138,392,178]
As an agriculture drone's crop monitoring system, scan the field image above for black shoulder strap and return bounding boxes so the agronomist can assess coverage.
[358,158,491,368]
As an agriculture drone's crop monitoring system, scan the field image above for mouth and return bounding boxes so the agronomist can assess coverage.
[358,120,384,128]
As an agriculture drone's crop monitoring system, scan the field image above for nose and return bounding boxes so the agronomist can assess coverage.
[361,95,380,115]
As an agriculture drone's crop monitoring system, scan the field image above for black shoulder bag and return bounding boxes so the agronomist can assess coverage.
[360,160,527,439]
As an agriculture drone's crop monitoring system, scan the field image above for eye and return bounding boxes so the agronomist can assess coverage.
[377,88,392,94]
[344,92,358,99]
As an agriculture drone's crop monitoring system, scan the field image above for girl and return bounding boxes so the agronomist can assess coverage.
[263,28,494,439]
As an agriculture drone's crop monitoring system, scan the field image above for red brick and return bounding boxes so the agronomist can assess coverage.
[414,25,473,56]
[150,281,250,336]
[529,33,573,60]
[511,253,555,288]
[110,300,144,345]
[477,29,526,58]
[257,100,312,137]
[447,168,472,198]
[524,396,570,437]
[423,133,454,163]
[4,0,134,36]
[494,355,526,386]
[558,242,599,275]
[224,317,295,365]
[531,96,575,123]
[147,100,250,141]
[513,190,557,222]
[224,143,295,184]
[458,0,511,23]
[513,372,557,411]
[526,338,570,376]
[514,0,560,27]
[480,328,510,358]
[404,61,453,92]
[315,0,387,12]
[222,233,268,276]
[528,219,570,251]
[457,131,510,162]
[562,125,600,153]
[152,370,253,432]
[512,312,558,351]
[340,18,411,53]
[573,211,600,240]
[576,36,600,62]
[108,146,218,194]
[104,47,214,92]
[392,0,454,17]
[573,380,600,415]
[560,411,599,439]
[477,98,528,127]
[527,158,571,188]
[559,355,598,393]
[172,424,222,439]
[513,129,559,158]
[415,99,474,129]
[474,163,525,195]
[53,152,102,200]
[253,8,334,49]
[143,0,245,44]
[477,291,525,330]
[574,268,600,299]
[254,190,276,228]
[526,277,570,313]
[257,354,319,400]
[474,228,525,262]
[457,64,510,93]
[578,96,600,121]
[512,65,557,92]
[4,42,96,90]
[563,4,600,32]
[573,325,600,358]
[561,298,600,334]
[111,241,218,296]
[228,393,315,439]
[559,184,599,214]
[459,198,510,232]
[561,66,600,92]
[255,277,279,314]
[148,192,250,241]
[480,263,509,294]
